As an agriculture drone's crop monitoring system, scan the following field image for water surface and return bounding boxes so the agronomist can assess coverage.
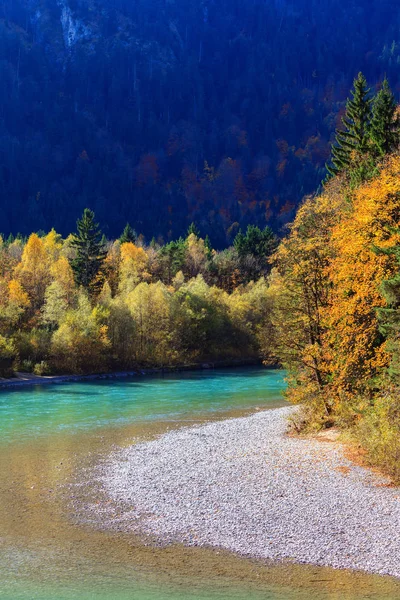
[1,367,400,600]
[0,367,285,445]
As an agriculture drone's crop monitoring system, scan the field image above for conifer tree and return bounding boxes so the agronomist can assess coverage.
[159,238,187,284]
[375,238,400,384]
[234,225,277,259]
[71,209,106,293]
[187,222,200,238]
[370,78,400,156]
[204,234,213,260]
[120,223,137,244]
[326,72,372,178]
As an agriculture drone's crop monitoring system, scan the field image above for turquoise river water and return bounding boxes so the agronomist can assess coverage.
[1,367,400,600]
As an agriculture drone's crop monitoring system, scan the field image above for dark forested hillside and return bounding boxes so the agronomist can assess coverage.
[1,0,399,243]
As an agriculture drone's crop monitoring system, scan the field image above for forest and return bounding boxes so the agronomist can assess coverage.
[2,0,400,484]
[1,0,400,244]
[272,73,400,481]
[0,216,276,377]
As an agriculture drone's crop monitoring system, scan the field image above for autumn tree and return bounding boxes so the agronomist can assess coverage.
[185,233,207,279]
[51,291,110,373]
[227,278,273,357]
[50,256,76,304]
[42,282,69,329]
[0,279,30,332]
[106,297,136,368]
[323,157,400,418]
[119,242,149,294]
[210,248,241,292]
[14,233,51,310]
[126,282,172,364]
[0,216,279,377]
[271,183,346,422]
[43,229,63,263]
[172,276,231,359]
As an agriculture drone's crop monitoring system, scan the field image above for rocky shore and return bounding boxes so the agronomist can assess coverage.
[94,407,400,577]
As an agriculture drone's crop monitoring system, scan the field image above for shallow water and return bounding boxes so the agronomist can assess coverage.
[0,367,285,445]
[1,367,400,600]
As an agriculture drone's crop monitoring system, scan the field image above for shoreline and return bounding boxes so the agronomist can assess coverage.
[0,358,270,390]
[88,407,400,578]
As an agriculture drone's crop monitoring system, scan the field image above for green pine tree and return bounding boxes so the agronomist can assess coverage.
[120,223,137,244]
[71,209,107,293]
[370,78,400,157]
[204,234,213,260]
[187,222,200,237]
[233,225,277,259]
[376,243,400,384]
[326,72,372,179]
[159,238,187,284]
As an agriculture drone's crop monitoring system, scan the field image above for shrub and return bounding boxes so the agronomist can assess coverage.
[33,361,51,376]
[21,359,34,373]
[0,335,18,378]
[14,329,52,365]
[357,393,400,483]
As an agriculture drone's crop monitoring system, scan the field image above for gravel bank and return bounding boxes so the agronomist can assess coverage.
[94,407,400,577]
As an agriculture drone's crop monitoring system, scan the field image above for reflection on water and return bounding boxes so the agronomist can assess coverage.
[1,367,400,600]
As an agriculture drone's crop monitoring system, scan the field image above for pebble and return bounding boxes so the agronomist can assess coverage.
[89,407,400,577]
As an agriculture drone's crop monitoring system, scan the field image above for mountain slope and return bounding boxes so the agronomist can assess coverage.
[1,0,399,242]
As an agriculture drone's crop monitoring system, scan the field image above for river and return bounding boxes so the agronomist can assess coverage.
[1,367,400,599]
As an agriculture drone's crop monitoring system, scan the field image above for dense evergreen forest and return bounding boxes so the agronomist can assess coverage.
[1,0,400,243]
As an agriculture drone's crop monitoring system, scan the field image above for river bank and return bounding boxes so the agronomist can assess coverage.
[91,406,400,578]
[0,358,268,390]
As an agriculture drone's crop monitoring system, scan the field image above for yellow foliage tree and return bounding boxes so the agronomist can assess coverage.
[271,179,346,421]
[119,242,150,294]
[324,156,400,417]
[43,229,63,263]
[51,291,110,373]
[0,278,30,330]
[14,234,51,310]
[126,281,172,363]
[186,233,207,278]
[50,256,75,303]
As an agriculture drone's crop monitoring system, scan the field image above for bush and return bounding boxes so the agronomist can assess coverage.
[33,361,51,376]
[14,329,52,365]
[0,335,18,378]
[20,359,34,373]
[357,393,400,483]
